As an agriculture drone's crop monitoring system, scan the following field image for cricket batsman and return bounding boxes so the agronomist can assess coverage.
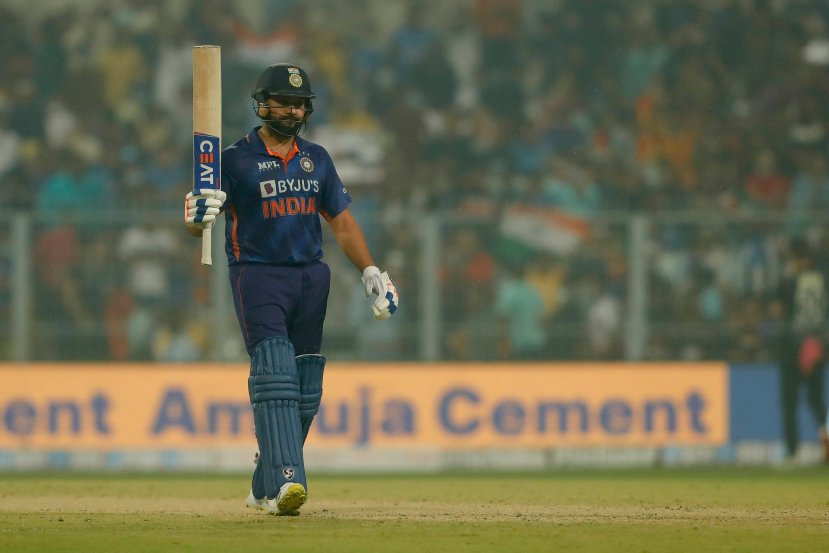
[184,63,399,515]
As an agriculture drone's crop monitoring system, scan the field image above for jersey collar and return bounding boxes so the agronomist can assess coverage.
[250,126,300,162]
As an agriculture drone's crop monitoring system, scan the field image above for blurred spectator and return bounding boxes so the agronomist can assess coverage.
[440,227,495,347]
[33,14,69,100]
[35,145,111,224]
[0,108,21,180]
[0,226,11,358]
[744,148,791,211]
[494,258,546,360]
[6,0,829,363]
[409,38,457,110]
[620,10,670,101]
[542,156,602,219]
[76,234,122,360]
[32,225,91,359]
[786,148,829,236]
[585,277,623,360]
[7,79,44,141]
[118,222,180,305]
[8,139,49,211]
[145,140,189,206]
[445,280,506,361]
[117,221,181,359]
[152,309,204,362]
[771,238,829,461]
[726,296,769,363]
[388,5,437,88]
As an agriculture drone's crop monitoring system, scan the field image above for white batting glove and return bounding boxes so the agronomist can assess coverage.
[185,188,226,229]
[361,265,399,320]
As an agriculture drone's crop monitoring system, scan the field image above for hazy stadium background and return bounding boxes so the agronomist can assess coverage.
[1,0,828,471]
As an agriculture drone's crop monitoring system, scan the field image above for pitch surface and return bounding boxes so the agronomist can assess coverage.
[1,469,826,552]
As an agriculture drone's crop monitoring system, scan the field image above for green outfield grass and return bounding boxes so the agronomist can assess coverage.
[0,468,827,552]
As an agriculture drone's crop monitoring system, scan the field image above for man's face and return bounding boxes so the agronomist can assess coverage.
[258,95,308,137]
[261,96,307,116]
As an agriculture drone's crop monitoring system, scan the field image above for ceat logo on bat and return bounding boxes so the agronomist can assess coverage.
[193,133,221,189]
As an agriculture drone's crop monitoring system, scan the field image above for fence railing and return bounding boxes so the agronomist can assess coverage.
[1,208,823,362]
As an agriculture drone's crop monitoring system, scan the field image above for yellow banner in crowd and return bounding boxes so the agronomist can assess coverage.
[0,363,728,449]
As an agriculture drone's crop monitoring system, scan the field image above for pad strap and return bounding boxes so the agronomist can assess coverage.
[296,354,326,444]
[251,374,300,402]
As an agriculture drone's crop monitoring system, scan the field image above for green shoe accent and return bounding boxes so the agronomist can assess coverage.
[276,482,307,516]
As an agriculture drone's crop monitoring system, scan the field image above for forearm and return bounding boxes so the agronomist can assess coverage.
[330,209,398,320]
[329,210,375,272]
[334,225,375,272]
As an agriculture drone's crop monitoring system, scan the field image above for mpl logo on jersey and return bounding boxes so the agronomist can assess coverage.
[193,132,221,190]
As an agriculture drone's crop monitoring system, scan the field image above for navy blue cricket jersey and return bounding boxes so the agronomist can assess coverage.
[220,127,352,266]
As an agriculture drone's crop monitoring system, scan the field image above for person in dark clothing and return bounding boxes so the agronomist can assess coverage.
[772,238,829,462]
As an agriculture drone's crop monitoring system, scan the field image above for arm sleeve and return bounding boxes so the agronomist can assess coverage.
[318,148,352,221]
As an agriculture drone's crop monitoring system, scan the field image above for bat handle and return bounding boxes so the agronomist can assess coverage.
[201,226,212,266]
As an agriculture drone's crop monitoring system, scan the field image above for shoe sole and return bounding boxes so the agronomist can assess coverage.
[276,483,307,516]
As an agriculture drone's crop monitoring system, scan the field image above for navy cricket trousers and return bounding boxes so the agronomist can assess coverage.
[229,261,331,357]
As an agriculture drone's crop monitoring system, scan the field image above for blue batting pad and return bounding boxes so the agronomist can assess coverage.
[296,354,326,444]
[249,337,305,499]
[251,454,265,500]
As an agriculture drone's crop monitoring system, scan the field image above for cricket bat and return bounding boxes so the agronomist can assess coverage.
[192,45,221,266]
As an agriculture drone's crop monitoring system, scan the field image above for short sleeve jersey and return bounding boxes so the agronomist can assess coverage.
[779,269,828,335]
[220,127,352,266]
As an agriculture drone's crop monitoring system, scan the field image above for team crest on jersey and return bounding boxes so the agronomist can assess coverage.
[288,68,303,88]
[283,468,295,480]
[300,157,314,172]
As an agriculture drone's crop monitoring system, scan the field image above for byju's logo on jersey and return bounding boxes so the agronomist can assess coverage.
[260,179,320,197]
[258,160,280,172]
[260,179,277,198]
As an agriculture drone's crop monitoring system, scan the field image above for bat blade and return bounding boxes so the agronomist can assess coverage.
[192,45,222,266]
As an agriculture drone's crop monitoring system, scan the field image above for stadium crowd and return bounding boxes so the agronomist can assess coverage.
[2,0,829,362]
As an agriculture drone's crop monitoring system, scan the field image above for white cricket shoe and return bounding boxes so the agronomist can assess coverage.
[275,482,307,516]
[245,489,276,512]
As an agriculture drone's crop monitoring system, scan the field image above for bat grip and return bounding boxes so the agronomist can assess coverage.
[201,226,212,266]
